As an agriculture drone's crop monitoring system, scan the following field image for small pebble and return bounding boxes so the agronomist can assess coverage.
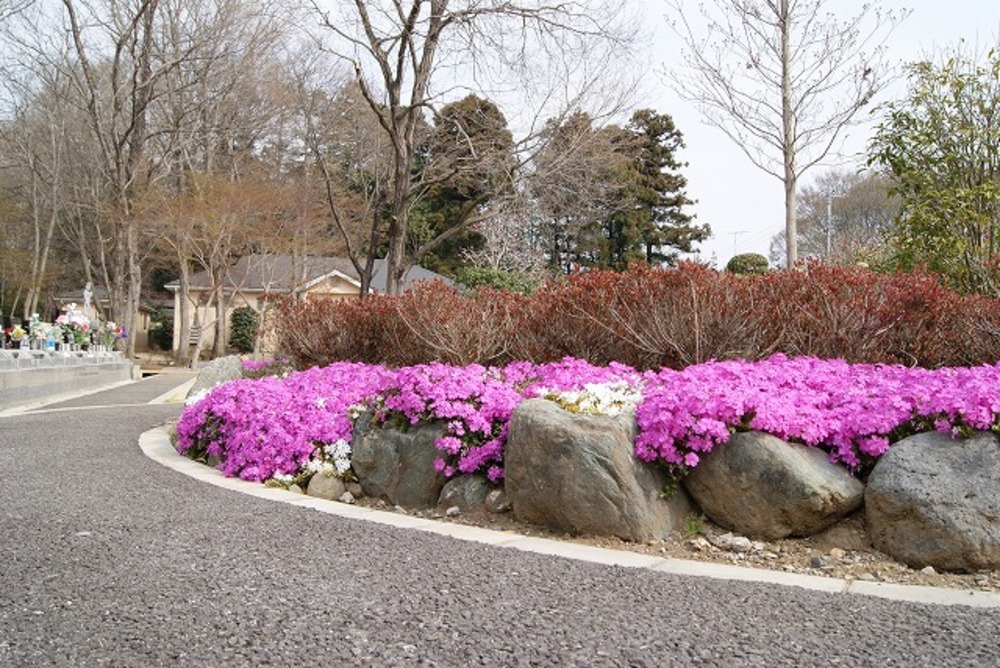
[921,565,936,575]
[446,506,461,517]
[829,548,846,560]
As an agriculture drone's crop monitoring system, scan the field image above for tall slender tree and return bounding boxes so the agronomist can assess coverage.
[665,0,905,267]
[603,109,705,268]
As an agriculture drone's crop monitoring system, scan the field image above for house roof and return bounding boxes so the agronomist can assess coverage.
[164,254,451,294]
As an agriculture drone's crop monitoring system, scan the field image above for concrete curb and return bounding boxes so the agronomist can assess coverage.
[140,425,1000,609]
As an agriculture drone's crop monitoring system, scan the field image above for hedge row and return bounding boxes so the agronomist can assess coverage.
[274,263,1000,370]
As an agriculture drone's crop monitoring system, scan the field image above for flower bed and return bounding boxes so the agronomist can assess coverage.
[175,355,1000,485]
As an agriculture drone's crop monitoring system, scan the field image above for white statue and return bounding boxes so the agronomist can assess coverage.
[83,282,93,315]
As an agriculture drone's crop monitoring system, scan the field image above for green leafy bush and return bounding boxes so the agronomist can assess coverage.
[229,306,258,354]
[726,253,769,275]
[455,266,542,294]
[148,307,173,351]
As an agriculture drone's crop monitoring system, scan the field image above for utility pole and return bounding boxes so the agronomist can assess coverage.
[826,193,833,257]
[732,230,749,256]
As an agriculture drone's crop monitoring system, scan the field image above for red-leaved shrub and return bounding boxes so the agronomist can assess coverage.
[392,282,522,366]
[272,263,1000,370]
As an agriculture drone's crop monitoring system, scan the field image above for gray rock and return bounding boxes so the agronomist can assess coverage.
[445,506,462,517]
[485,488,511,513]
[307,473,346,501]
[186,355,244,398]
[865,431,1000,571]
[683,431,864,540]
[438,475,489,511]
[707,532,753,553]
[350,415,447,509]
[505,399,691,543]
[338,491,356,504]
[346,482,364,499]
[810,516,872,552]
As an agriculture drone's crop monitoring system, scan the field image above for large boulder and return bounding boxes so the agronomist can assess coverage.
[505,399,691,542]
[683,431,864,540]
[187,355,244,398]
[350,415,447,509]
[865,431,1000,571]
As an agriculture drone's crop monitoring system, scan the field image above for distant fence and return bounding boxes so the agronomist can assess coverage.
[0,349,134,411]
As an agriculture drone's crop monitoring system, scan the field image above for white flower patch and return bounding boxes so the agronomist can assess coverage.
[307,459,336,476]
[271,472,295,484]
[184,388,212,407]
[540,381,642,417]
[309,439,353,477]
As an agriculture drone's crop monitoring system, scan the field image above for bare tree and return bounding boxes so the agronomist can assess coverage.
[0,72,70,320]
[291,65,393,296]
[665,0,906,267]
[461,212,546,274]
[146,0,298,361]
[53,0,167,356]
[309,0,637,294]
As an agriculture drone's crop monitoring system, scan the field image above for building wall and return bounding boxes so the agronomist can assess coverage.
[170,275,362,357]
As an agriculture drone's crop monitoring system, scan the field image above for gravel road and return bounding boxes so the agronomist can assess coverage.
[1,376,998,667]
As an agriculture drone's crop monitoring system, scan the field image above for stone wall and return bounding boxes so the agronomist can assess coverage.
[0,349,134,410]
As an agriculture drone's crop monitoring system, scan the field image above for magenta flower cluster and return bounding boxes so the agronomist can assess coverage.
[175,357,637,482]
[175,362,391,481]
[634,354,1000,470]
[176,354,1000,484]
[374,358,641,481]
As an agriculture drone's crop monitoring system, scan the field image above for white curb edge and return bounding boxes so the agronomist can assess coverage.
[139,426,1000,609]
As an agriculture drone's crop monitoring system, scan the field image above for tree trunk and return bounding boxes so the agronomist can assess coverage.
[125,222,141,357]
[174,259,192,366]
[780,0,798,268]
[385,151,412,296]
[213,279,227,358]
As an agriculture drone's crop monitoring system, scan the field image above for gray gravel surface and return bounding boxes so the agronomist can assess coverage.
[1,377,999,667]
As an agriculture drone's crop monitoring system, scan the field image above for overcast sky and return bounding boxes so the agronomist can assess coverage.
[635,0,1000,267]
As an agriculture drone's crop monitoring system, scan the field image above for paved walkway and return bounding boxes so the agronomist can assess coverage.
[1,376,998,666]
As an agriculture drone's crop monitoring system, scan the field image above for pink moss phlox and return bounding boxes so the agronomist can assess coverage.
[176,362,391,481]
[634,354,1000,473]
[376,358,640,480]
[177,353,1000,486]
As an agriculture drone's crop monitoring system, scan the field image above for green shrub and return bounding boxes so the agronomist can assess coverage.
[726,253,769,275]
[229,306,258,354]
[148,307,174,351]
[455,266,542,294]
